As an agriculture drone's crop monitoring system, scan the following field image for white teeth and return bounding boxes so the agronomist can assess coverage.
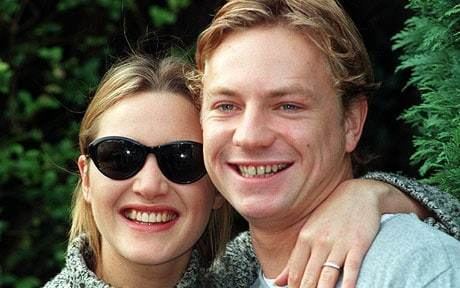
[247,166,256,176]
[142,212,149,222]
[265,165,271,173]
[238,164,288,177]
[257,166,265,175]
[125,209,177,224]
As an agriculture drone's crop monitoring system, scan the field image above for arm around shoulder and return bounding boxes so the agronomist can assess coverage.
[363,171,460,240]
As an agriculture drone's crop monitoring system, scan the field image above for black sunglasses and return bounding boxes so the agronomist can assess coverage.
[87,136,207,184]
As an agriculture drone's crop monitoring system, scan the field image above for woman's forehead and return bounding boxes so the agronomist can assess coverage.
[95,91,203,144]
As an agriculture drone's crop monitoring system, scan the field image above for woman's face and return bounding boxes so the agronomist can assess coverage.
[78,91,222,268]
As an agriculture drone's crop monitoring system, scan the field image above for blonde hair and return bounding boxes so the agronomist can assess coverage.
[69,54,232,268]
[196,0,379,107]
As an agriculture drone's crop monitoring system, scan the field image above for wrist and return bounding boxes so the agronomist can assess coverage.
[376,181,399,215]
[376,181,429,218]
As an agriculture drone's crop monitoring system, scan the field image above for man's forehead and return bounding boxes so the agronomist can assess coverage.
[203,26,326,71]
[201,25,322,65]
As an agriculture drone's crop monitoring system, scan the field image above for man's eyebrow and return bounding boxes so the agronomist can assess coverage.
[204,83,315,99]
[269,83,315,99]
[204,86,238,98]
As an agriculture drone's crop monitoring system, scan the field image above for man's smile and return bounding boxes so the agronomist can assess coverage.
[234,163,292,178]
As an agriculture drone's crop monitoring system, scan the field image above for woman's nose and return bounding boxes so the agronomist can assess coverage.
[132,154,169,200]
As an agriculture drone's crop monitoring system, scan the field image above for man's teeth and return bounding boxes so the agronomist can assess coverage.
[125,210,177,224]
[238,164,288,177]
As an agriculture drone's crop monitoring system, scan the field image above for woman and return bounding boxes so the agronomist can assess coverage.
[45,54,232,287]
[45,54,459,288]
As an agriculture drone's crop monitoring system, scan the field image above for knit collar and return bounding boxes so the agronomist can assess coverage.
[65,234,204,287]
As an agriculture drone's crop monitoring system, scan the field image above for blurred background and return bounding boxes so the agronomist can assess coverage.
[1,0,456,287]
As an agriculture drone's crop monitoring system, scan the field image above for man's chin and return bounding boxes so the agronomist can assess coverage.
[235,199,283,222]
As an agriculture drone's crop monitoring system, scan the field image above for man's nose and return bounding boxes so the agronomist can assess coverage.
[132,154,169,200]
[232,106,276,149]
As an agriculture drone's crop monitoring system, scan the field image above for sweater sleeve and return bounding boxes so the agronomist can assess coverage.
[362,171,460,240]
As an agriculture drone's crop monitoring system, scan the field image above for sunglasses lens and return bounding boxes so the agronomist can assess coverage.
[157,142,206,184]
[90,139,144,180]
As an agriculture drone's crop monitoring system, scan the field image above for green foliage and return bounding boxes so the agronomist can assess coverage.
[0,0,191,287]
[149,0,191,28]
[0,59,12,93]
[0,1,20,22]
[393,0,460,199]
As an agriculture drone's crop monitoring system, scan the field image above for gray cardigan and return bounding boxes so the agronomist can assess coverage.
[44,172,460,287]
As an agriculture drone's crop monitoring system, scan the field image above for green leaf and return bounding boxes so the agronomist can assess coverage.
[149,6,177,28]
[16,277,40,288]
[38,47,63,63]
[0,0,20,21]
[0,59,12,94]
[168,0,191,12]
[57,0,88,11]
[394,0,460,199]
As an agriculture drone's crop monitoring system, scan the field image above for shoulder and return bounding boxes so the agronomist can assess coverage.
[205,231,259,288]
[43,271,72,288]
[363,171,460,239]
[177,249,209,287]
[357,214,460,287]
[214,230,257,267]
[43,235,110,288]
[375,213,460,259]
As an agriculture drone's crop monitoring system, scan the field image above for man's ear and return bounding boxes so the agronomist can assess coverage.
[77,155,91,203]
[344,97,368,153]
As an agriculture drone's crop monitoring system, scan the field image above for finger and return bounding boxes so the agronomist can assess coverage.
[298,244,329,288]
[316,245,345,288]
[317,254,345,288]
[340,248,366,288]
[274,266,289,286]
[281,237,312,287]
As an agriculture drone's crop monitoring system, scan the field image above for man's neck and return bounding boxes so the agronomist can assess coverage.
[250,218,308,278]
[249,170,353,279]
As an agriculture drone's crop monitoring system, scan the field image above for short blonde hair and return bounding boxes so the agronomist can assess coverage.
[70,54,232,268]
[196,0,379,108]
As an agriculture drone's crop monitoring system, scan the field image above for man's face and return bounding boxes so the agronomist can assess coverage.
[201,25,366,227]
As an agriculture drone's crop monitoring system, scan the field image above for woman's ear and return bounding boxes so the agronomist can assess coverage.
[77,155,91,203]
[344,97,368,153]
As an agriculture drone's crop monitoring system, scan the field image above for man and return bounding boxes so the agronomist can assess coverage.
[196,0,460,287]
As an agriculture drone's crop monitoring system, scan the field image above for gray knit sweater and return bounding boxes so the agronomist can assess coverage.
[44,172,460,287]
[43,235,207,288]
